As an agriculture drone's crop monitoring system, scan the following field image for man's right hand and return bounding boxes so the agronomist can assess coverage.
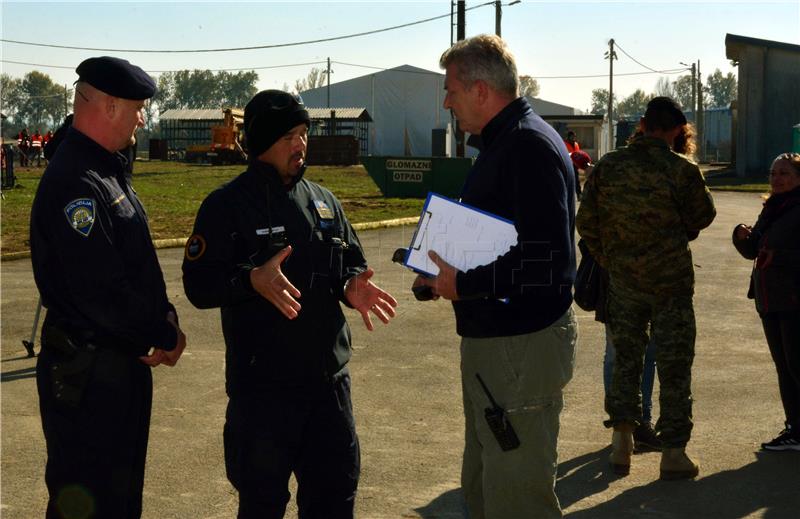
[250,245,302,319]
[412,274,439,301]
[734,224,752,241]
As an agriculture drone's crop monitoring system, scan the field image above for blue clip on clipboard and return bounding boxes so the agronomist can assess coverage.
[403,192,517,278]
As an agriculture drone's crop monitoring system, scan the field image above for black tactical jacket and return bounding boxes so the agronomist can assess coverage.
[182,160,367,394]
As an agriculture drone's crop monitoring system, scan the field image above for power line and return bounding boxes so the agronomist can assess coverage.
[331,60,687,79]
[614,41,685,75]
[333,61,444,77]
[535,68,688,79]
[0,2,494,54]
[2,56,691,82]
[1,58,327,74]
[333,60,688,79]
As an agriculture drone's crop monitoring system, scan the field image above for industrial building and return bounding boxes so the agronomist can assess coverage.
[726,33,800,176]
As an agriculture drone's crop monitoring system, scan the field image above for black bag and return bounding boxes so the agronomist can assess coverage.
[574,239,603,311]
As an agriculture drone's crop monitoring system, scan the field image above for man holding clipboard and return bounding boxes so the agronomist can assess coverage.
[413,35,578,519]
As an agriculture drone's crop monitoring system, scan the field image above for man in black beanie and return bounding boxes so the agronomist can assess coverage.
[183,90,397,518]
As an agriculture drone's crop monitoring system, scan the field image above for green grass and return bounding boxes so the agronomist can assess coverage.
[1,161,424,255]
[705,171,769,193]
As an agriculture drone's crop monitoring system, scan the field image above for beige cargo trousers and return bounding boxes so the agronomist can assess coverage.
[460,307,578,519]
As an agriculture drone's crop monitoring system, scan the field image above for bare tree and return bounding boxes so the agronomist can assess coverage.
[295,67,329,93]
[519,75,540,98]
[654,77,675,98]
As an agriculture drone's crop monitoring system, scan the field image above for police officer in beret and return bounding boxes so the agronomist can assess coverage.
[30,56,187,518]
[182,89,397,518]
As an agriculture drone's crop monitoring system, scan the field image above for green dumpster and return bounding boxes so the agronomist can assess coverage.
[793,124,800,153]
[360,156,473,199]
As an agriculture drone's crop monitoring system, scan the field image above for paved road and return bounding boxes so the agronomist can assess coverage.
[2,191,798,518]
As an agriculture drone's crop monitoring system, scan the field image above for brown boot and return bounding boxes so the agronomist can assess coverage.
[660,447,699,480]
[609,423,635,476]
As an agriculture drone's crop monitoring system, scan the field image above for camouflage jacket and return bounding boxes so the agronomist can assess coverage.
[576,136,716,296]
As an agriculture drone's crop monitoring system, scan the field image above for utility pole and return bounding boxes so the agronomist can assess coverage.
[495,1,502,37]
[495,1,520,37]
[605,39,617,150]
[457,1,465,41]
[696,60,704,162]
[326,57,332,109]
[64,84,68,120]
[455,0,466,158]
[690,62,696,119]
[450,1,454,46]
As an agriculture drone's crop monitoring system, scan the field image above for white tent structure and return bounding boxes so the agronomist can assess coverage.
[301,64,580,157]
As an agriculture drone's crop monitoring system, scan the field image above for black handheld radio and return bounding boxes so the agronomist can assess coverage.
[476,373,521,451]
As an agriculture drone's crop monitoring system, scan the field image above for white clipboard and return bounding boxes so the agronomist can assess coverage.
[404,192,517,277]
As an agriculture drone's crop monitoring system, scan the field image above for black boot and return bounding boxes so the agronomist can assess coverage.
[633,421,662,453]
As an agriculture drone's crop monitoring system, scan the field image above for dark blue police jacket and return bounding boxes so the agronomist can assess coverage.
[30,128,177,355]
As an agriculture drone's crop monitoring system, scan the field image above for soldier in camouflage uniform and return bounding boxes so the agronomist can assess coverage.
[576,97,716,480]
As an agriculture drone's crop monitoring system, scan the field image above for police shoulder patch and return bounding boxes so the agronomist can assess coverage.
[63,198,96,237]
[185,234,206,261]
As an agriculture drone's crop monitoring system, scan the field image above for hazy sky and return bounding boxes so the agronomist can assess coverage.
[2,1,799,112]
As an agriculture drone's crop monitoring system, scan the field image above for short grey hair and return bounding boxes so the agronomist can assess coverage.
[439,34,519,98]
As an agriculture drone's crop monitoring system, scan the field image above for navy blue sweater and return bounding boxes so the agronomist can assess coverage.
[453,97,576,337]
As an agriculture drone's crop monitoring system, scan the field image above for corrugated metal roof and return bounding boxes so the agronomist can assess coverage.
[159,109,225,120]
[307,107,372,122]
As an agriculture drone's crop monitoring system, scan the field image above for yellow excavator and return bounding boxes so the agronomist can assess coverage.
[185,108,247,165]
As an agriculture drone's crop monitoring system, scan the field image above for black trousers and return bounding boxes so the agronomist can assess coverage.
[762,311,800,430]
[224,371,360,519]
[37,343,152,519]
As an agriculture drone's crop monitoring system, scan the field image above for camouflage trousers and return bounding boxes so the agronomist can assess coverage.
[605,281,696,447]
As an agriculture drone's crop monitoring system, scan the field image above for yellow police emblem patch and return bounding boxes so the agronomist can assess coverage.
[313,199,334,220]
[64,198,96,237]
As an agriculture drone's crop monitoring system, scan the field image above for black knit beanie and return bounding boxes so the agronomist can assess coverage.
[244,90,310,159]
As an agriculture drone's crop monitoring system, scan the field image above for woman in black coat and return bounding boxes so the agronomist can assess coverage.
[733,152,800,451]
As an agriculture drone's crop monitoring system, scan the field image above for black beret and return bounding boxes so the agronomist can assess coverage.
[644,96,687,127]
[75,56,155,100]
[244,90,310,159]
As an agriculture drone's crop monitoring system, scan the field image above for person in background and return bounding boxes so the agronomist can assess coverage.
[416,35,577,519]
[30,56,186,518]
[733,152,800,451]
[565,130,580,154]
[182,89,397,518]
[30,129,43,166]
[43,115,73,163]
[577,96,716,480]
[17,128,29,167]
[571,149,592,196]
[42,129,53,164]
